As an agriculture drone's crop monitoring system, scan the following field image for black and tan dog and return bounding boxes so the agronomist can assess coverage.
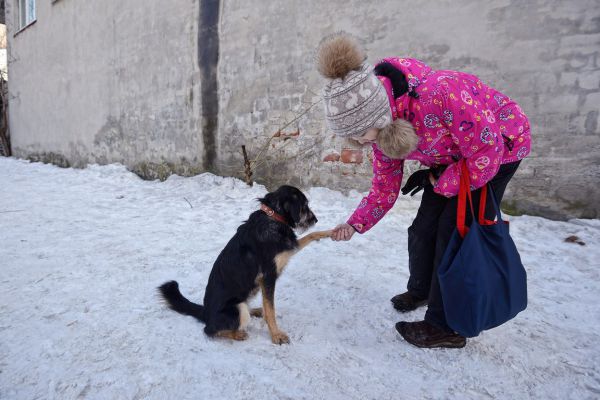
[158,185,331,344]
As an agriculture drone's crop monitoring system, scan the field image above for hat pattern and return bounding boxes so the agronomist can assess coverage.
[322,63,392,138]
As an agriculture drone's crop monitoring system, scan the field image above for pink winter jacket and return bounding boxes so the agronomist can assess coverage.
[347,57,531,234]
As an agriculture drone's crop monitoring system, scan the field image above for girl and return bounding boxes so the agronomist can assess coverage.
[317,33,530,348]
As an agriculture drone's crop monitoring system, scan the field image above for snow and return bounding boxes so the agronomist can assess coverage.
[1,156,599,400]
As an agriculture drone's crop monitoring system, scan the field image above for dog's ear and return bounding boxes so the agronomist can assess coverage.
[259,191,276,208]
[283,196,302,227]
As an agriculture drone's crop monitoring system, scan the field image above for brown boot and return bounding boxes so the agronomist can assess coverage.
[390,292,427,312]
[395,320,466,349]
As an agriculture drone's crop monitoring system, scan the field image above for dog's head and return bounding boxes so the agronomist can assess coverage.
[259,185,318,231]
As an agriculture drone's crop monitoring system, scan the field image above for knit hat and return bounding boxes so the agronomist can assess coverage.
[316,33,392,138]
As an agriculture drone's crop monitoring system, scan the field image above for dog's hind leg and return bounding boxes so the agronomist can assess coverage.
[204,304,248,341]
[247,283,263,318]
[206,321,249,342]
[297,230,333,250]
[237,302,251,330]
[258,276,289,345]
[215,330,249,341]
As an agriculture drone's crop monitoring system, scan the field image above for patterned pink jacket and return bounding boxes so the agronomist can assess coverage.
[347,57,531,234]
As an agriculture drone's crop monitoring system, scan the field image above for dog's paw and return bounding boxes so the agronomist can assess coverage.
[320,230,334,240]
[250,307,263,318]
[271,331,290,345]
[232,330,249,341]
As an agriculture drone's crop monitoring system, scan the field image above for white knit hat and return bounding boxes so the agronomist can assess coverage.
[316,33,392,138]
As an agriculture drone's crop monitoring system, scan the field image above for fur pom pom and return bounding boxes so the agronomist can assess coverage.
[316,33,366,80]
[376,119,419,159]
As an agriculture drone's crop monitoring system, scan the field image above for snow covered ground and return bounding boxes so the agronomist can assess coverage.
[1,156,599,400]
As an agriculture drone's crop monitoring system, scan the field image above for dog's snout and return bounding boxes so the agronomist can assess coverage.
[298,203,318,231]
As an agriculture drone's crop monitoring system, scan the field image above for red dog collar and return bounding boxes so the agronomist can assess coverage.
[260,204,288,225]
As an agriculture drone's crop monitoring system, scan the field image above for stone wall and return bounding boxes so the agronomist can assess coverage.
[6,0,600,219]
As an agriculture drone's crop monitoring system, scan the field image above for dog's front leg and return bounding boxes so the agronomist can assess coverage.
[258,276,289,345]
[297,230,333,250]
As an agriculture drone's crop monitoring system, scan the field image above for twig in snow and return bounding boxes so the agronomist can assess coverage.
[183,197,193,209]
[564,235,585,246]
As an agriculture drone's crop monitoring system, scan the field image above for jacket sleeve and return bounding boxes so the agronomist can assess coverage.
[433,83,504,197]
[347,145,404,233]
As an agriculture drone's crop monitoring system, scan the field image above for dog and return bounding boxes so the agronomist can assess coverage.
[158,185,332,344]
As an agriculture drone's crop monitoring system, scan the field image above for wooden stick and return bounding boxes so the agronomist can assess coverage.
[241,145,253,186]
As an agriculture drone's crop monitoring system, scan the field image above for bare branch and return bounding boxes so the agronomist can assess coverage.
[249,97,322,168]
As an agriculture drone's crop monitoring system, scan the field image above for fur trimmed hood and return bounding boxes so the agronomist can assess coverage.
[376,119,418,159]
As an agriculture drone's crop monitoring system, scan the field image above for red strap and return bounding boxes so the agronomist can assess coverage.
[463,164,475,221]
[457,168,466,237]
[457,161,474,238]
[458,161,497,237]
[478,182,500,225]
[478,184,488,224]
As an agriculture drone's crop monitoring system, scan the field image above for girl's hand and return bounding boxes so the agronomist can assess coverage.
[332,223,356,241]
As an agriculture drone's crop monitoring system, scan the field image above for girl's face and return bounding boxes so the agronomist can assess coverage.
[354,128,380,145]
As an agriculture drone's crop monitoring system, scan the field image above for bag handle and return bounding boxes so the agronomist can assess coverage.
[457,161,475,238]
[478,184,488,224]
[479,183,504,225]
[457,161,503,237]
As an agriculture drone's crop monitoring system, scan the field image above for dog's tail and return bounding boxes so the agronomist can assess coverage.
[158,280,206,323]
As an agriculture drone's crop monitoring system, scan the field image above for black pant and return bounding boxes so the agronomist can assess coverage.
[406,161,521,332]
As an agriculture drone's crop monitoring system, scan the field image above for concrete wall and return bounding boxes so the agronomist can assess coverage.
[218,0,600,219]
[6,0,600,219]
[7,0,204,179]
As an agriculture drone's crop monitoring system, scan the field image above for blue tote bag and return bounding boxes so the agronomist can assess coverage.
[438,161,527,338]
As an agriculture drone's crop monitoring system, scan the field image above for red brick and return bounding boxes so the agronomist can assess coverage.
[275,129,300,138]
[323,152,340,162]
[341,148,363,164]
